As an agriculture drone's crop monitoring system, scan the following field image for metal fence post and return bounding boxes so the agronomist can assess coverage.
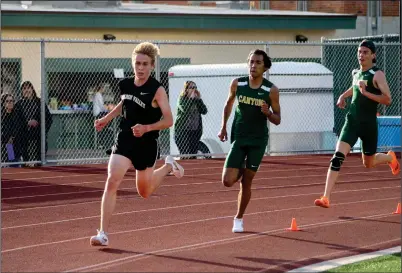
[155,43,161,82]
[264,43,269,81]
[0,15,3,254]
[40,39,47,165]
[320,36,326,67]
[0,8,3,175]
[382,34,387,115]
[264,42,271,156]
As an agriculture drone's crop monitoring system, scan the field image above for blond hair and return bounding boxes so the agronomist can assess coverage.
[132,42,160,64]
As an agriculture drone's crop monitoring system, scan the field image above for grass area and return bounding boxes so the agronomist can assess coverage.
[326,252,401,272]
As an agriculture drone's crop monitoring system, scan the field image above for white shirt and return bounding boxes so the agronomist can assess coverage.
[93,92,105,116]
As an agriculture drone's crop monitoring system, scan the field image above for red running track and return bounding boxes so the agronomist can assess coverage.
[1,154,401,272]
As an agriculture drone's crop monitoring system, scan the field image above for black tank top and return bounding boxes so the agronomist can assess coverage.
[119,76,163,139]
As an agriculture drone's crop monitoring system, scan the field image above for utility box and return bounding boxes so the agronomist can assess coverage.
[377,116,401,152]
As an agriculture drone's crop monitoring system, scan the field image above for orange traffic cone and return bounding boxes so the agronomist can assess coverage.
[393,203,401,214]
[286,218,301,231]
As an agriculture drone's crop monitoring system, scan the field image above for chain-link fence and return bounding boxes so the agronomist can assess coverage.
[0,37,400,167]
[1,40,46,167]
[264,42,333,154]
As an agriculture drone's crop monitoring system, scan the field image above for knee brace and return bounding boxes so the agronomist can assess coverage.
[330,152,345,171]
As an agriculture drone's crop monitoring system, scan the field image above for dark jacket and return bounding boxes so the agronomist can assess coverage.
[14,98,53,138]
[1,108,26,161]
[1,110,25,144]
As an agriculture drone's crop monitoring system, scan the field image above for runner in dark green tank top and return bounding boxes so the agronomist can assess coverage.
[218,49,281,233]
[339,66,382,156]
[315,40,400,209]
[230,76,273,142]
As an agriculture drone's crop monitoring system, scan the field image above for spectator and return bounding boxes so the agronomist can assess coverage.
[92,84,111,149]
[15,81,53,166]
[92,84,106,118]
[174,81,208,159]
[1,94,25,165]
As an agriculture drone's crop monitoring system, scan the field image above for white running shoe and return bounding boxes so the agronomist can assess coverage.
[165,156,184,179]
[90,230,109,246]
[232,218,244,233]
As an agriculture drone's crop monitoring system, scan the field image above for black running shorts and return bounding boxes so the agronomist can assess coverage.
[112,131,158,171]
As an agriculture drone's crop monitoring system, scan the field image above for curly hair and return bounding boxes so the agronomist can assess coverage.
[132,42,160,64]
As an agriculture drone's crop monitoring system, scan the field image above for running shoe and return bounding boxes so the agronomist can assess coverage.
[314,196,330,208]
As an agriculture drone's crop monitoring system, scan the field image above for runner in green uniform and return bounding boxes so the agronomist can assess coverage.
[218,49,281,232]
[315,39,400,209]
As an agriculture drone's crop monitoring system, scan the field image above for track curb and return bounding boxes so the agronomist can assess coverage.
[287,246,401,272]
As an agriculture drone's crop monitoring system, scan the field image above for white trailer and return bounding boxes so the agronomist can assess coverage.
[167,62,336,157]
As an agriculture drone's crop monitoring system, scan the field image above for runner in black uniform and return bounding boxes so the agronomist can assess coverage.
[90,42,184,246]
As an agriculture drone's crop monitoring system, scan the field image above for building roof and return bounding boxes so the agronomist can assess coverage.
[1,1,357,30]
[2,2,355,17]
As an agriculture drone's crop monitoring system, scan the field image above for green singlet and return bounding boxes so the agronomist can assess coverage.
[339,66,382,155]
[225,76,273,172]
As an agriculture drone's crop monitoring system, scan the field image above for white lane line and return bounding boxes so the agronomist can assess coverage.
[0,156,366,180]
[2,163,367,190]
[1,170,395,201]
[63,214,400,272]
[2,197,399,254]
[2,185,399,230]
[2,176,399,213]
